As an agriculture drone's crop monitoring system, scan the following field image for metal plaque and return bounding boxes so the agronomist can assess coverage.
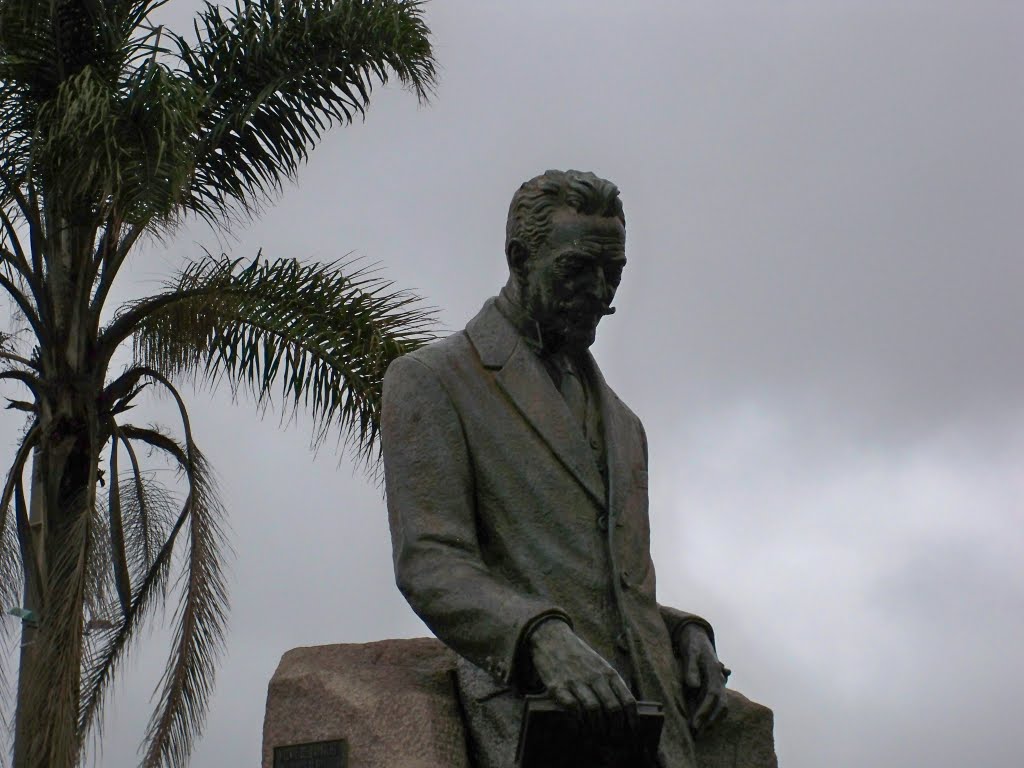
[273,739,348,768]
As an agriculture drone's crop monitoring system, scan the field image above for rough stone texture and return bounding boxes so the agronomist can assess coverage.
[262,638,471,768]
[696,690,779,768]
[263,637,777,768]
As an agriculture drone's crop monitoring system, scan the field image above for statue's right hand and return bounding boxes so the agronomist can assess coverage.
[528,619,638,737]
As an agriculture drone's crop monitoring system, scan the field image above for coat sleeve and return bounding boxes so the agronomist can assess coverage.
[382,354,571,685]
[660,606,716,650]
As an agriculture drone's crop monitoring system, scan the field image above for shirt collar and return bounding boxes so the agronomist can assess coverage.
[494,287,546,355]
[493,287,592,391]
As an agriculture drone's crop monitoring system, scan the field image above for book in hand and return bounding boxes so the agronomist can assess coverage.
[515,695,664,768]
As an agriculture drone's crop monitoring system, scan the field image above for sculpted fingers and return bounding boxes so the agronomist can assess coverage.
[691,690,715,735]
[547,682,579,713]
[608,673,638,735]
[691,662,729,737]
[529,622,635,736]
[692,686,729,736]
[592,675,626,733]
[568,680,604,733]
[709,691,729,729]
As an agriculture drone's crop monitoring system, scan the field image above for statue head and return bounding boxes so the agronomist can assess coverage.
[504,170,627,354]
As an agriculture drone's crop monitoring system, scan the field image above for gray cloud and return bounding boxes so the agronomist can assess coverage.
[2,2,1022,767]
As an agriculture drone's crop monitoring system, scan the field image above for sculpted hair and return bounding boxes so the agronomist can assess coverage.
[505,170,625,257]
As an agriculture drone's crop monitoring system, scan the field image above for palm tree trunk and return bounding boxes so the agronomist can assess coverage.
[12,456,44,768]
[13,373,100,767]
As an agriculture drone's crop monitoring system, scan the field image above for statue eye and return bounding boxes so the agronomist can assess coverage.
[559,254,586,273]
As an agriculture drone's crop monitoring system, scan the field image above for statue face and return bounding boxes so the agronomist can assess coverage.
[518,209,626,353]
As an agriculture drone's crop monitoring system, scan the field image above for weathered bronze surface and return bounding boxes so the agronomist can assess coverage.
[382,170,731,768]
[273,739,347,768]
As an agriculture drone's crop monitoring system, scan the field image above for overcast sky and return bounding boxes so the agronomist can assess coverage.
[2,1,1023,766]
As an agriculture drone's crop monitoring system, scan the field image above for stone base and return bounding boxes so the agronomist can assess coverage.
[262,638,470,768]
[694,689,778,768]
[262,638,777,768]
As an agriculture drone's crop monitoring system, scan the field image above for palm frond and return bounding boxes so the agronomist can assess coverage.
[117,60,203,223]
[79,418,227,768]
[121,435,176,574]
[0,423,38,605]
[0,461,27,714]
[84,435,180,621]
[140,440,227,768]
[87,470,178,614]
[0,0,114,95]
[78,456,182,755]
[1,461,32,732]
[0,269,44,341]
[0,0,60,156]
[0,328,35,369]
[0,0,176,106]
[0,497,22,729]
[122,254,435,464]
[2,1,439,762]
[0,204,35,290]
[83,478,114,624]
[31,59,203,225]
[2,0,202,230]
[96,367,229,767]
[174,0,436,221]
[0,479,22,615]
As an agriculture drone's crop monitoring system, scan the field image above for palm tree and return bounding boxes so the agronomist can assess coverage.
[0,0,437,765]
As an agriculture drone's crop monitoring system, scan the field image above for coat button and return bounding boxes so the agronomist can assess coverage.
[589,437,600,450]
[616,632,629,652]
[597,514,609,531]
[620,570,631,588]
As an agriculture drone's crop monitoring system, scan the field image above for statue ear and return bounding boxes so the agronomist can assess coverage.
[506,239,530,281]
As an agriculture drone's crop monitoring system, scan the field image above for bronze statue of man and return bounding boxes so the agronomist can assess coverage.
[381,170,728,767]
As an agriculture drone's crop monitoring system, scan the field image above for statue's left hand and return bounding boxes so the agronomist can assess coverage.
[677,624,730,737]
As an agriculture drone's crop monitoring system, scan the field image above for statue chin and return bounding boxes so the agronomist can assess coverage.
[531,311,601,354]
[555,322,599,353]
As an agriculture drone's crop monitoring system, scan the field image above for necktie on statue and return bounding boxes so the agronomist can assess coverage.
[556,356,588,431]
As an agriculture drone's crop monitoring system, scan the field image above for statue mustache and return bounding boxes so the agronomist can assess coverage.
[556,298,615,317]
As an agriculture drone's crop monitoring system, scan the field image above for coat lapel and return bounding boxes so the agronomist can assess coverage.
[467,299,607,507]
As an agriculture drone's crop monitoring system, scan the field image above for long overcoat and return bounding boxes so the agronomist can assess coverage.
[381,298,712,768]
